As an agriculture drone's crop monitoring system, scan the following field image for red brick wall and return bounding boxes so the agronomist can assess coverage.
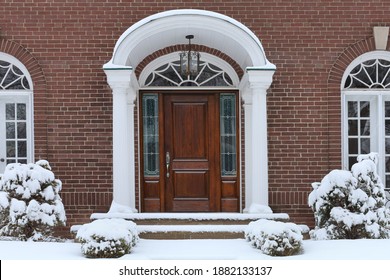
[1,0,390,232]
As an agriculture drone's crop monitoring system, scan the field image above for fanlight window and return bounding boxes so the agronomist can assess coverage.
[0,60,30,90]
[344,59,390,89]
[145,60,233,87]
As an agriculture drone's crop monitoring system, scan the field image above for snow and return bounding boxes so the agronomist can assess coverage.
[245,220,303,256]
[91,212,289,221]
[107,200,137,214]
[1,238,390,260]
[76,219,137,242]
[244,203,273,214]
[0,191,9,209]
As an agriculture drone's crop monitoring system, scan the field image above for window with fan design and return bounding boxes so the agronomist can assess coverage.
[342,52,390,206]
[0,53,33,171]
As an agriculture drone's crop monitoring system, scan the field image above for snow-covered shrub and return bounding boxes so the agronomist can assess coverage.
[0,160,66,241]
[245,219,303,256]
[76,219,138,258]
[309,153,390,240]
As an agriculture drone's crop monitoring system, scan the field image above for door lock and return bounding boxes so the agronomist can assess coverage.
[0,158,5,162]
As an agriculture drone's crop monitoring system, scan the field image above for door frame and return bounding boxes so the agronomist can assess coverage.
[139,89,240,212]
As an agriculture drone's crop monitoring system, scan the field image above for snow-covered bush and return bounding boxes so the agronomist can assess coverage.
[0,160,66,241]
[76,219,138,258]
[309,153,390,240]
[245,219,303,256]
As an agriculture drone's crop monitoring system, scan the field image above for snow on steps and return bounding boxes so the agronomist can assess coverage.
[89,213,291,239]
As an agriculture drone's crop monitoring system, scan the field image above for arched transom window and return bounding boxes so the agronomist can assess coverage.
[0,53,33,171]
[145,60,234,87]
[344,58,390,89]
[139,53,239,88]
[0,60,31,90]
[342,51,390,206]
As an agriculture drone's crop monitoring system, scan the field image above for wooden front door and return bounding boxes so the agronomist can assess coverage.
[140,91,239,212]
[164,93,217,211]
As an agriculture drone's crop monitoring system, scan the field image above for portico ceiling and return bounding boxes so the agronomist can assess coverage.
[106,9,274,72]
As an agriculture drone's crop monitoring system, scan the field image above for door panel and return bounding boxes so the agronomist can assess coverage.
[172,102,207,159]
[164,93,217,212]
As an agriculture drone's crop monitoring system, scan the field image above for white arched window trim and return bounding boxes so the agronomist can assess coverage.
[0,52,34,170]
[341,51,390,190]
[138,52,240,88]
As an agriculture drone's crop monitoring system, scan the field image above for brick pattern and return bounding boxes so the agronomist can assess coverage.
[1,0,390,232]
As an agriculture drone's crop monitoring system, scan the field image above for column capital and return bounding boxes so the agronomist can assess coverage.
[246,67,275,90]
[104,65,137,104]
[103,64,133,90]
[241,67,275,105]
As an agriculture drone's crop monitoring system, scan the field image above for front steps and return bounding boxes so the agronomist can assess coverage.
[90,212,290,239]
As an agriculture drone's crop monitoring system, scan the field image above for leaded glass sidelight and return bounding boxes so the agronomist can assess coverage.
[220,94,237,176]
[5,103,28,164]
[142,94,159,176]
[384,101,390,189]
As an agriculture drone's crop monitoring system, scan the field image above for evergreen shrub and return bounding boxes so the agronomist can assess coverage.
[76,218,138,258]
[245,219,303,256]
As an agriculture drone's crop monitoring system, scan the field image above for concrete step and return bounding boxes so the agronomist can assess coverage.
[90,212,291,239]
[91,212,290,225]
[138,225,247,239]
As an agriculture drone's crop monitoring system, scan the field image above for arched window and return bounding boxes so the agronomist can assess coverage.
[0,52,33,171]
[144,60,234,87]
[342,51,390,205]
[139,53,239,88]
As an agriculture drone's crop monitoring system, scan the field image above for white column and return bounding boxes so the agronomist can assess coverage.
[104,67,137,213]
[242,68,275,213]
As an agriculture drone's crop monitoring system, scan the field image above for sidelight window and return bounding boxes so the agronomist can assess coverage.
[142,94,159,176]
[220,93,237,176]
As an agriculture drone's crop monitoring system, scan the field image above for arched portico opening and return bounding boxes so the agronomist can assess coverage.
[103,9,275,213]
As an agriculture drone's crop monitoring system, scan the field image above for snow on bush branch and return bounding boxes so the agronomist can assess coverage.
[0,160,66,241]
[245,219,303,256]
[309,153,390,240]
[76,219,139,258]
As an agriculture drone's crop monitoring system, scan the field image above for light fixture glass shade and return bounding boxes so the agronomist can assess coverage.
[180,51,199,77]
[180,35,200,77]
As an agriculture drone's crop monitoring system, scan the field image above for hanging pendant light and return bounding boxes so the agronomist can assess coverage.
[180,35,200,77]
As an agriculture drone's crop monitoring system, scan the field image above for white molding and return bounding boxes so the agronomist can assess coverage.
[107,9,272,71]
[0,52,33,90]
[139,52,240,87]
[341,51,390,90]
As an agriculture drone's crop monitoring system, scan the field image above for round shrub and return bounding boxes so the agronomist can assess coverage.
[76,218,138,258]
[309,153,390,240]
[245,219,303,256]
[0,160,66,241]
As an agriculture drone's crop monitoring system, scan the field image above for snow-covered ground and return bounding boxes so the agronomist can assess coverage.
[1,238,390,260]
[2,238,390,280]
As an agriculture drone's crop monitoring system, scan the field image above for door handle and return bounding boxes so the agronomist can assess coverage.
[166,152,170,178]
